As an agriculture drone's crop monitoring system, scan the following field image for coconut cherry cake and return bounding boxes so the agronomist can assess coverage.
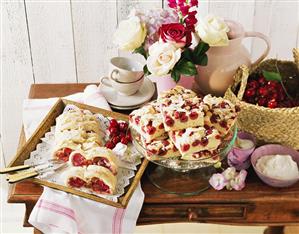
[159,85,197,101]
[168,126,221,157]
[129,104,166,142]
[141,137,181,160]
[203,95,240,135]
[161,96,204,131]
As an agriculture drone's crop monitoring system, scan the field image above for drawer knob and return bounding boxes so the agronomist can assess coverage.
[187,208,198,221]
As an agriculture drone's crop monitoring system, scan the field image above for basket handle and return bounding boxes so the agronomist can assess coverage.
[233,65,250,100]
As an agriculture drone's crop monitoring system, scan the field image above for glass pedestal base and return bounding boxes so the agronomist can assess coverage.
[147,165,217,196]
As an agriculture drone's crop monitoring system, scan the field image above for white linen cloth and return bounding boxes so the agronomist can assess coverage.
[26,85,144,234]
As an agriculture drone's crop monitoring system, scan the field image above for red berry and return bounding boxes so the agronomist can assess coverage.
[267,81,278,88]
[245,89,256,98]
[258,87,268,97]
[126,130,132,141]
[192,140,200,147]
[258,76,266,85]
[162,140,170,146]
[189,112,198,120]
[105,141,115,149]
[119,122,128,132]
[121,136,129,145]
[267,99,278,108]
[109,119,119,128]
[247,80,259,89]
[147,126,156,135]
[174,111,181,119]
[119,132,126,139]
[200,137,209,146]
[180,113,188,122]
[165,116,174,126]
[257,97,267,106]
[158,123,164,129]
[112,136,120,145]
[125,135,132,143]
[181,144,190,152]
[108,126,119,136]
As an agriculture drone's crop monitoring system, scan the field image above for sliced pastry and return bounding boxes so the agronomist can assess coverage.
[169,126,221,156]
[129,104,166,142]
[159,85,197,100]
[53,141,82,162]
[63,166,86,188]
[84,165,116,195]
[203,95,239,136]
[141,137,180,160]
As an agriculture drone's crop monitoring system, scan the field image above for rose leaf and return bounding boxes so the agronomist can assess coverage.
[193,54,208,66]
[133,45,147,59]
[262,70,282,82]
[171,69,181,83]
[175,59,197,76]
[194,42,210,57]
[143,65,151,76]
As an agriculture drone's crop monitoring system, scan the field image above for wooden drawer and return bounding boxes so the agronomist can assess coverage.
[139,203,250,223]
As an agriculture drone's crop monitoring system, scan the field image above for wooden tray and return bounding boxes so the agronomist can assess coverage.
[7,98,149,208]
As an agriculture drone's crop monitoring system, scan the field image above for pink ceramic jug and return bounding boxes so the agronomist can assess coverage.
[194,20,271,96]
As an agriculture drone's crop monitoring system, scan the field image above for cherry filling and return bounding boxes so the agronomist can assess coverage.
[189,112,198,120]
[92,157,112,172]
[68,177,86,188]
[71,153,86,166]
[181,144,190,152]
[179,113,188,122]
[165,116,174,126]
[90,177,110,193]
[56,147,73,162]
[200,137,209,146]
[147,126,156,135]
[219,120,228,129]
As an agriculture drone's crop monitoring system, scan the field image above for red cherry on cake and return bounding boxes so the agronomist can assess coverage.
[200,137,209,146]
[180,113,188,122]
[181,144,190,152]
[147,126,156,135]
[109,119,119,128]
[135,116,141,125]
[174,111,181,119]
[165,116,174,126]
[189,112,198,120]
[192,140,200,147]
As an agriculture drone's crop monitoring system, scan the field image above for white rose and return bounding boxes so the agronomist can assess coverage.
[195,15,229,47]
[146,42,181,76]
[113,16,147,52]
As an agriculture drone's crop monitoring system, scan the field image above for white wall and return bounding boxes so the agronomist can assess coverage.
[1,0,299,164]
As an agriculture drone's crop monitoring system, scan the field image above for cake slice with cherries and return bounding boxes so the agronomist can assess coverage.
[129,104,166,142]
[141,137,180,160]
[203,95,240,135]
[159,85,197,100]
[169,126,221,157]
[161,96,204,131]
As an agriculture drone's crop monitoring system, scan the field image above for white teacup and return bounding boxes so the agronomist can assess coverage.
[109,57,144,83]
[100,75,144,96]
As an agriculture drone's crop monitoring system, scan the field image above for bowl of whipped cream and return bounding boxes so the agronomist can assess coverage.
[251,144,299,187]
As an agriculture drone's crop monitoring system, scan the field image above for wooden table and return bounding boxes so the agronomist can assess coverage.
[7,83,299,234]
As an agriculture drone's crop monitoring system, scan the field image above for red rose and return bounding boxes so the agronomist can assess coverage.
[159,23,192,48]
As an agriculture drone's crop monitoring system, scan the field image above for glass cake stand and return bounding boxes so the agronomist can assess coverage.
[131,126,238,195]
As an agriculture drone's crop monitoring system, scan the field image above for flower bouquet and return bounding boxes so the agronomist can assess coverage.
[113,0,230,83]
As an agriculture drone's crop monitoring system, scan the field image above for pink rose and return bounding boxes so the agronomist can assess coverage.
[159,23,191,48]
[209,173,228,190]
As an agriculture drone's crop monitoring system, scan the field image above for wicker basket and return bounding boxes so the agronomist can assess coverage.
[225,48,299,149]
